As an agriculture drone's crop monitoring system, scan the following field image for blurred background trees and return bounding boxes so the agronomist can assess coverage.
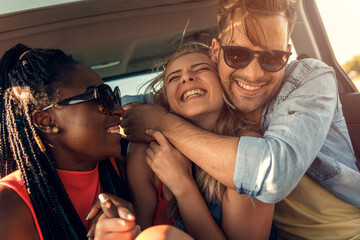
[342,56,360,79]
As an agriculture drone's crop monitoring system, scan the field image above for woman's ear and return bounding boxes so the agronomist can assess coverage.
[211,38,220,63]
[32,110,58,134]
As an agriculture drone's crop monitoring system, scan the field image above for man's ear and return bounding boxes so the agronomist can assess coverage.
[211,38,220,63]
[32,110,57,134]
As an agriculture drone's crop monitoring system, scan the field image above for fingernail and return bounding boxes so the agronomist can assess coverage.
[98,194,108,204]
[126,213,134,220]
[86,230,90,237]
[86,212,91,221]
[99,194,111,208]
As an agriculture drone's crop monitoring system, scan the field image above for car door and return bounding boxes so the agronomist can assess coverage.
[292,0,360,168]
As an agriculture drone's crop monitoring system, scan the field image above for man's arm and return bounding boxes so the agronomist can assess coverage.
[122,60,340,204]
[122,105,239,188]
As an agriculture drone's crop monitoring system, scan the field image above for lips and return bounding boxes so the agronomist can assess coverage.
[182,88,206,101]
[106,124,122,135]
[237,81,262,91]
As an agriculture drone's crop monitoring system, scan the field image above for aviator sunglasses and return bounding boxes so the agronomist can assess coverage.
[41,84,122,113]
[219,42,292,72]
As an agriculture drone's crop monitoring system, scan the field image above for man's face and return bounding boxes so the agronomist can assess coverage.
[211,14,291,115]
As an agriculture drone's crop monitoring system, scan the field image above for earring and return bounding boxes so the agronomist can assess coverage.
[35,136,46,152]
[52,126,59,134]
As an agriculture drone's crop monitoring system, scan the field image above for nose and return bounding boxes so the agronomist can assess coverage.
[111,103,125,116]
[241,55,265,82]
[182,72,195,84]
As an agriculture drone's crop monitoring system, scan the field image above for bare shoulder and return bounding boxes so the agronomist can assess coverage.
[0,185,39,240]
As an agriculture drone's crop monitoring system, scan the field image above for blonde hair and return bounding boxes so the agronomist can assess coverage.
[218,0,297,48]
[145,44,257,221]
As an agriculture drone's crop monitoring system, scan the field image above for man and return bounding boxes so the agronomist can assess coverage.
[121,0,360,238]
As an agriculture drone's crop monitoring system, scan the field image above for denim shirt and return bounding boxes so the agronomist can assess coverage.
[122,59,360,207]
[234,58,360,206]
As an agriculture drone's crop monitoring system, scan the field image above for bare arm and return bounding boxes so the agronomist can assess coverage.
[221,188,274,240]
[122,105,239,189]
[145,130,227,240]
[127,142,158,229]
[0,185,40,240]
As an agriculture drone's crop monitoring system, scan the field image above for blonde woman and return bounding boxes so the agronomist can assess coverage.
[127,47,274,240]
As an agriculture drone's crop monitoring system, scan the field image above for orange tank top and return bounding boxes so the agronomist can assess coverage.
[153,181,176,226]
[0,158,119,240]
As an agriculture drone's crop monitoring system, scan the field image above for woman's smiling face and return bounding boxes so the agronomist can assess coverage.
[164,52,224,129]
[46,65,124,170]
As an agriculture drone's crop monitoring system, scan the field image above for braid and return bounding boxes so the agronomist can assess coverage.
[99,160,130,201]
[0,43,116,239]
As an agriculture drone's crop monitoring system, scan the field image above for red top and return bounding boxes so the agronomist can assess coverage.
[153,181,176,226]
[0,158,119,240]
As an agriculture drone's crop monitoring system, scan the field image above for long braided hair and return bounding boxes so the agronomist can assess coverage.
[0,44,129,240]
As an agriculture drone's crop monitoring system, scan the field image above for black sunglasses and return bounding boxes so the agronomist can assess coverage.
[42,84,122,113]
[220,43,292,72]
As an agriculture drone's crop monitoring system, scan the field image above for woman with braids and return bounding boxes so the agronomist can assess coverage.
[126,47,274,240]
[0,43,137,240]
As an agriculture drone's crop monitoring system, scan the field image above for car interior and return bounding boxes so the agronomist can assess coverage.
[0,0,359,167]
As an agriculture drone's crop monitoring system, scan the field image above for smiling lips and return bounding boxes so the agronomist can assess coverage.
[182,88,206,101]
[106,124,122,134]
[237,81,261,91]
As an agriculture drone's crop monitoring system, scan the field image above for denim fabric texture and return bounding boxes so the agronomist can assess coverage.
[234,59,359,206]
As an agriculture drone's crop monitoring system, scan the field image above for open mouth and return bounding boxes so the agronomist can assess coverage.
[106,124,122,135]
[182,89,206,101]
[237,81,262,91]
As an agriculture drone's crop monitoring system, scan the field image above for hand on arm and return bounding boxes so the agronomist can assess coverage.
[145,130,227,240]
[121,104,239,188]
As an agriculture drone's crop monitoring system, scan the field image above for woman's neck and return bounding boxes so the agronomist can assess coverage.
[49,148,99,171]
[190,112,218,131]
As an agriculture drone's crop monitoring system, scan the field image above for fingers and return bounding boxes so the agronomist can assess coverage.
[99,193,119,218]
[117,206,136,222]
[87,210,102,238]
[87,194,137,239]
[89,217,141,240]
[98,193,136,221]
[87,199,102,221]
[145,129,168,146]
[95,217,139,233]
[94,225,141,240]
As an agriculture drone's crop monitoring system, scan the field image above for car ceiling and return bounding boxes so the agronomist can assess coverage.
[0,0,219,79]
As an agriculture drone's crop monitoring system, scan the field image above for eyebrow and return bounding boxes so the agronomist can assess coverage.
[165,62,212,81]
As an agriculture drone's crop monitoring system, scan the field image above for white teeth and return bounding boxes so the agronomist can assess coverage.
[238,82,261,91]
[183,89,205,100]
[107,125,122,134]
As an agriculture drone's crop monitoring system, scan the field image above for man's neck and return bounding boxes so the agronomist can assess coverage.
[245,108,264,127]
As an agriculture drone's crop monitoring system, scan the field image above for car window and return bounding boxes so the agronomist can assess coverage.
[0,0,82,14]
[316,0,360,91]
[106,72,159,96]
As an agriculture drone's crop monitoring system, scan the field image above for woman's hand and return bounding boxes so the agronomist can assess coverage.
[87,193,141,240]
[145,129,193,197]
